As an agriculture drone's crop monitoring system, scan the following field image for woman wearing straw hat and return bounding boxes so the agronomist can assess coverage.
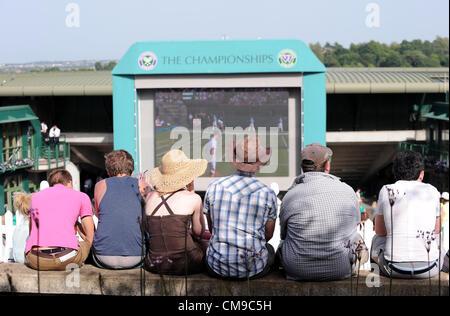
[144,149,208,275]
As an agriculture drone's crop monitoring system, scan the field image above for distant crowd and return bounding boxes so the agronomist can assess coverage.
[155,88,288,107]
[11,136,450,283]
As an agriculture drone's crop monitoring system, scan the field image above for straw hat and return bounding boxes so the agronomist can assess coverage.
[150,149,207,193]
[231,136,271,173]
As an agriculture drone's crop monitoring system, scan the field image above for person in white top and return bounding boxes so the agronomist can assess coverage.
[49,125,61,145]
[41,122,48,134]
[441,192,449,253]
[41,121,49,144]
[268,182,282,250]
[371,151,443,279]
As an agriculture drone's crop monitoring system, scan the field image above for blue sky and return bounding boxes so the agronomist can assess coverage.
[0,0,448,63]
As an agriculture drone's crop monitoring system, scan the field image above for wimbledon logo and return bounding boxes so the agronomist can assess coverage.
[138,51,157,71]
[278,49,297,68]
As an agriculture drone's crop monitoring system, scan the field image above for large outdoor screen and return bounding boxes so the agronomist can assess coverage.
[154,88,290,177]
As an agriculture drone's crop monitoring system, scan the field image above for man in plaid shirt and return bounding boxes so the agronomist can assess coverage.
[204,136,278,279]
[279,143,368,281]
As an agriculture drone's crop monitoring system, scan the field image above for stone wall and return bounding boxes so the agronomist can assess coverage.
[0,263,448,296]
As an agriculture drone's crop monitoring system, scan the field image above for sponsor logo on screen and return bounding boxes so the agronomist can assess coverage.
[278,49,297,68]
[138,51,158,71]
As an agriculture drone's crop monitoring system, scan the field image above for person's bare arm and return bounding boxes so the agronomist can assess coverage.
[191,195,205,237]
[77,216,95,245]
[434,216,442,235]
[206,213,212,234]
[94,180,106,218]
[375,215,387,236]
[265,221,275,241]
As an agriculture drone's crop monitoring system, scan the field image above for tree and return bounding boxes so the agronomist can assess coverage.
[43,67,60,72]
[379,51,407,67]
[94,61,117,71]
[94,62,103,71]
[403,50,428,67]
[309,37,448,68]
[424,53,442,67]
[102,61,117,71]
[309,42,324,63]
[323,51,341,67]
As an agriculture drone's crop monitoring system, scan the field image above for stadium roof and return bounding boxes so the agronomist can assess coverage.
[0,104,39,124]
[0,71,112,96]
[326,68,449,94]
[0,68,448,96]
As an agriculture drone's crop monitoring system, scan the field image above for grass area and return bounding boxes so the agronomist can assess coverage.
[155,128,289,177]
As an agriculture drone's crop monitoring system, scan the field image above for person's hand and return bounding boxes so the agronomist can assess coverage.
[79,216,95,245]
[138,171,153,197]
[75,220,87,242]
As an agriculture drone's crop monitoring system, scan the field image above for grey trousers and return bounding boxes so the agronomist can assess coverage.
[92,253,143,270]
[370,235,443,279]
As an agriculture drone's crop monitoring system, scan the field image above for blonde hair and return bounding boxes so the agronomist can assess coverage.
[13,191,32,217]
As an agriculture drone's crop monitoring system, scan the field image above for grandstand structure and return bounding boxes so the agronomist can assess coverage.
[0,52,448,206]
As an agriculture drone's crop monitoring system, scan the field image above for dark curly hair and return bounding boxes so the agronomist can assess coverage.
[392,151,424,181]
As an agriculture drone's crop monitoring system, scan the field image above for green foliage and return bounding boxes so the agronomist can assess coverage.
[95,61,117,71]
[94,61,103,71]
[309,37,449,67]
[43,67,60,72]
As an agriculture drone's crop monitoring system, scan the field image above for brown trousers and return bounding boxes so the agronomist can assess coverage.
[25,241,91,271]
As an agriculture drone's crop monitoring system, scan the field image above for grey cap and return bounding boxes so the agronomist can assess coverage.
[301,143,333,169]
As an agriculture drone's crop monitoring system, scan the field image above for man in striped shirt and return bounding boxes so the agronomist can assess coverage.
[204,136,278,279]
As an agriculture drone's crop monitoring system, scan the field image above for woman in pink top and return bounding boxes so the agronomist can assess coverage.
[25,169,95,271]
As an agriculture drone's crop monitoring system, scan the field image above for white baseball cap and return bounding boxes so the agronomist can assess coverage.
[442,192,449,201]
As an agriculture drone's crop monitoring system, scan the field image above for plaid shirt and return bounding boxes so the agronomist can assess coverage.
[280,172,360,281]
[204,170,278,278]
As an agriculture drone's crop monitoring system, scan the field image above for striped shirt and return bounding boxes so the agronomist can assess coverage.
[204,170,278,278]
[280,172,360,281]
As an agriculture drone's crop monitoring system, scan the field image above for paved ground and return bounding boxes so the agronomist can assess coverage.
[0,262,448,296]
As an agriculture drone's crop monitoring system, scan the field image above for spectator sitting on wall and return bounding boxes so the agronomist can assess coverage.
[144,149,209,275]
[12,192,32,264]
[204,136,277,280]
[279,143,368,281]
[25,169,95,271]
[371,151,444,279]
[92,150,151,270]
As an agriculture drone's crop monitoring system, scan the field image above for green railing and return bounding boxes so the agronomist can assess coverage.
[398,142,427,155]
[1,135,71,173]
[34,140,71,170]
[398,141,449,167]
[0,147,34,174]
